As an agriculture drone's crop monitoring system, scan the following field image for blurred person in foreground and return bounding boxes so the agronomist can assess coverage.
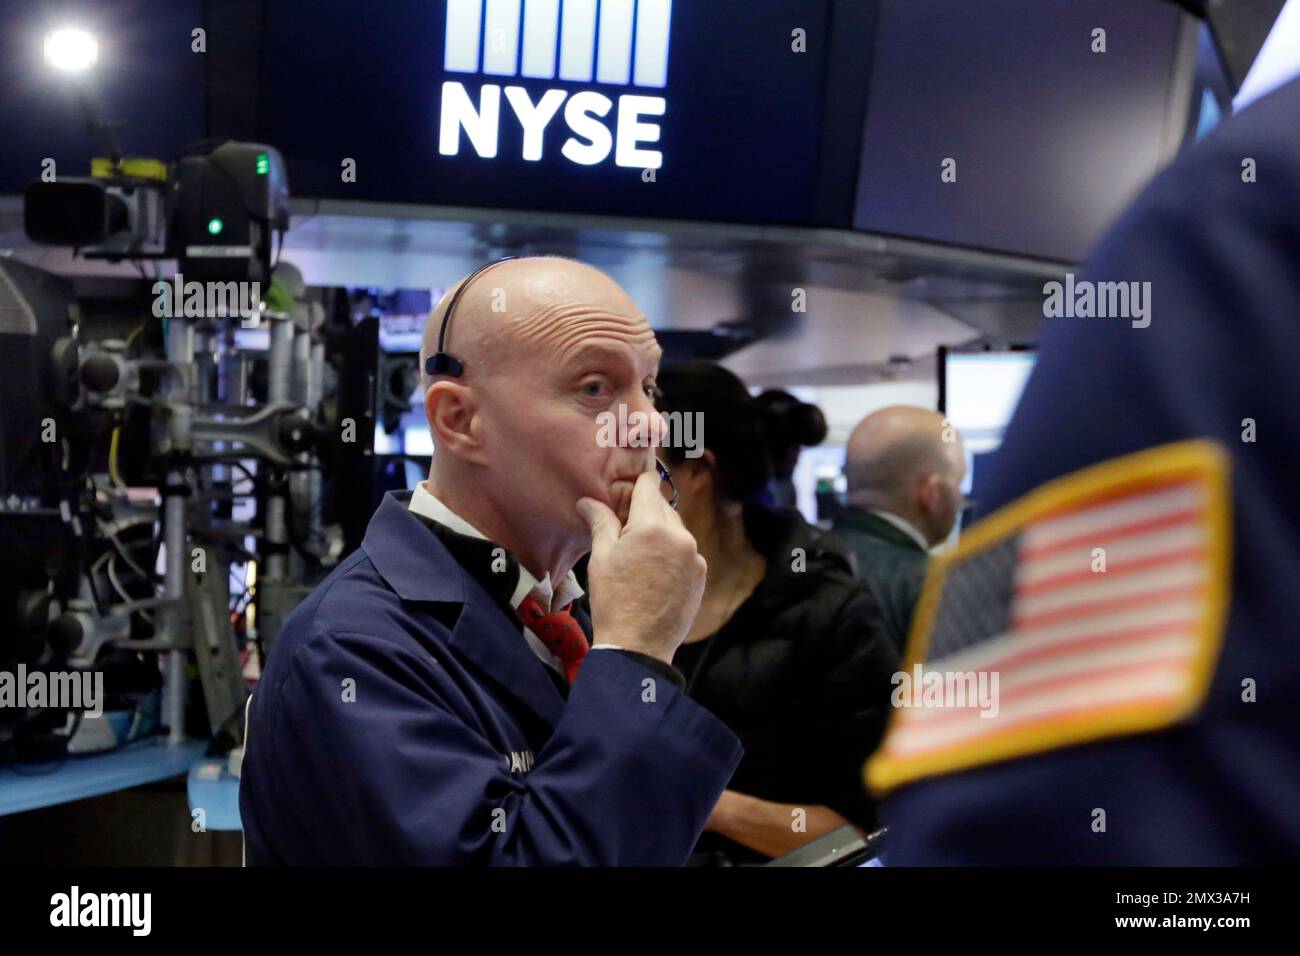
[656,362,898,865]
[868,76,1300,864]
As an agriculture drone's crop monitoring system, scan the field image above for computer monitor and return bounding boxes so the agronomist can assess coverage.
[939,346,1036,526]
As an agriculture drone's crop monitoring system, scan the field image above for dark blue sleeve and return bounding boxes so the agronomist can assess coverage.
[881,79,1300,865]
[245,632,742,866]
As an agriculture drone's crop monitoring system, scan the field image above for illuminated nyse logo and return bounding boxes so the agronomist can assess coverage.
[439,0,671,169]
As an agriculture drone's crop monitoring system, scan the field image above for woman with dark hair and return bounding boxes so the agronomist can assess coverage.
[655,363,898,865]
[755,389,828,509]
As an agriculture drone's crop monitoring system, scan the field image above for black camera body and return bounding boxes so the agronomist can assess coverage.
[23,141,289,285]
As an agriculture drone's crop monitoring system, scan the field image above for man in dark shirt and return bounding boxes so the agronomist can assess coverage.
[833,406,967,650]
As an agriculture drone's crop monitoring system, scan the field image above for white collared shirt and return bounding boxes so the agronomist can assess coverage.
[409,482,586,676]
[869,508,933,554]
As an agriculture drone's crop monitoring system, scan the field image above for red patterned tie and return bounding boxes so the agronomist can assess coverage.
[516,595,589,685]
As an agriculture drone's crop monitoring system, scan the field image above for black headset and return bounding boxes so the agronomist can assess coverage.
[422,256,678,508]
[424,255,518,379]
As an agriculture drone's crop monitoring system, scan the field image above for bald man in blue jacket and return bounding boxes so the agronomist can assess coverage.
[240,257,742,865]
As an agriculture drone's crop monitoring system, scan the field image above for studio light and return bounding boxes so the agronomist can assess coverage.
[43,28,99,73]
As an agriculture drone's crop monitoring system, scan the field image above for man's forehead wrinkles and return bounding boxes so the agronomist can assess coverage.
[509,299,655,353]
[512,300,648,340]
[551,325,659,367]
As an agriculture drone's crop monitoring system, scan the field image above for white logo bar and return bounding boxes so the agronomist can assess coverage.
[446,0,670,88]
[596,0,634,85]
[559,0,597,82]
[634,0,672,88]
[484,0,522,75]
[445,0,484,73]
[522,0,561,78]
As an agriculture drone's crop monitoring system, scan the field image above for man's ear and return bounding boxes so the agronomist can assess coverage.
[424,381,486,463]
[917,472,942,514]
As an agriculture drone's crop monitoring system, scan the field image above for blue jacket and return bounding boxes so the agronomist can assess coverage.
[878,77,1300,864]
[240,491,743,865]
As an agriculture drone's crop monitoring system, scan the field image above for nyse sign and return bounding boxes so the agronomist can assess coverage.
[439,83,664,167]
[438,0,671,169]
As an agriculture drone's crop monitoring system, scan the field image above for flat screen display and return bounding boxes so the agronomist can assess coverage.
[259,0,834,225]
[853,0,1194,263]
[941,348,1036,526]
[943,351,1036,459]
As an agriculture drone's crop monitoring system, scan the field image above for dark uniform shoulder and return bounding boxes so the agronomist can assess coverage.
[871,78,1300,865]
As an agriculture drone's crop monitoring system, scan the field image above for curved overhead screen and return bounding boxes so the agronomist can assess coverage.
[259,0,837,225]
[853,0,1196,263]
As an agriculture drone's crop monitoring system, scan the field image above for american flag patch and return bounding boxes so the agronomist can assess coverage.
[867,440,1231,795]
